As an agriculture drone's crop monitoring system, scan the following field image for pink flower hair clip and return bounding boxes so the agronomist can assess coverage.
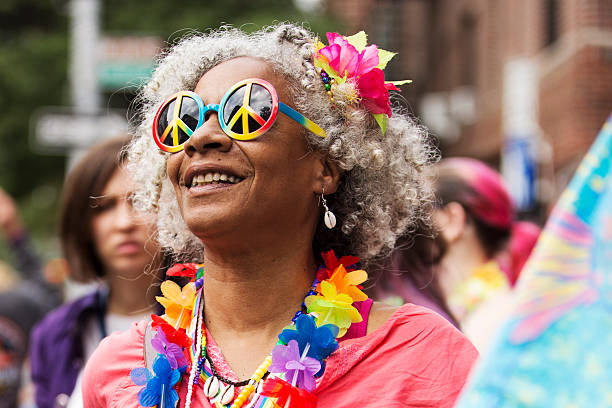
[313,31,411,134]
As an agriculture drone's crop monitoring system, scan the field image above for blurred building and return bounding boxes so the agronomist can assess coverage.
[328,0,612,207]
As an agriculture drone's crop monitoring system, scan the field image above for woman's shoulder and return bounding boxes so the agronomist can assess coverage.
[317,303,478,407]
[338,301,478,369]
[368,301,462,336]
[81,319,149,408]
[30,292,100,358]
[32,292,98,335]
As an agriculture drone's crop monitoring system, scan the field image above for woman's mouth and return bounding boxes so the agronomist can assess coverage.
[189,171,244,187]
[116,242,143,255]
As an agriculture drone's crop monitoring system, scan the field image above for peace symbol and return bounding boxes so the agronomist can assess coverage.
[220,80,278,141]
[153,91,204,153]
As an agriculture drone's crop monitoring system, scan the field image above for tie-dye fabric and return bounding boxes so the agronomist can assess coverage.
[456,114,612,407]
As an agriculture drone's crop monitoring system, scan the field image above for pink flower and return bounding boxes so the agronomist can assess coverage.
[356,68,399,116]
[314,31,410,125]
[319,33,379,79]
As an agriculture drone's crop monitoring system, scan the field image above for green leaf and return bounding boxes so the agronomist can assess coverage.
[373,113,388,134]
[377,49,397,69]
[345,31,368,51]
[313,57,344,83]
[388,80,412,86]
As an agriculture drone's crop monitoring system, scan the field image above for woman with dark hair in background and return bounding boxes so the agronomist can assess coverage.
[432,157,540,352]
[29,136,167,408]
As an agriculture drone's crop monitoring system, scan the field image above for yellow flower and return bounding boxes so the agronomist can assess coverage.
[155,280,196,329]
[305,281,362,337]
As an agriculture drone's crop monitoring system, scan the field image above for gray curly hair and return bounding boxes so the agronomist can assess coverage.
[127,23,437,264]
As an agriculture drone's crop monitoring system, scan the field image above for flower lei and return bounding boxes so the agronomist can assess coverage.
[130,250,368,408]
[448,260,510,321]
[313,31,411,134]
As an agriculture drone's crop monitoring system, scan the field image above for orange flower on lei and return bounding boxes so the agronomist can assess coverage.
[155,281,196,330]
[317,265,368,302]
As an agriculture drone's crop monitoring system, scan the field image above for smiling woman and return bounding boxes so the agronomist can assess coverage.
[82,24,478,408]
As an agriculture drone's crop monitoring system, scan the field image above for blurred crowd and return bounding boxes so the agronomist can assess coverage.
[0,136,170,408]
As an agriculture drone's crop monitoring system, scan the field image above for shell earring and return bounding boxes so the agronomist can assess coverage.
[321,187,336,229]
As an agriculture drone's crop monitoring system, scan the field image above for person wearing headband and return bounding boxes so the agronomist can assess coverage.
[82,24,477,408]
[432,157,541,353]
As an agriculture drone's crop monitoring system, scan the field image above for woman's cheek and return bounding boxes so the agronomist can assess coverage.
[166,155,182,187]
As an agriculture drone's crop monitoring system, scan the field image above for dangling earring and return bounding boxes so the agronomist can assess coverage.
[321,187,336,229]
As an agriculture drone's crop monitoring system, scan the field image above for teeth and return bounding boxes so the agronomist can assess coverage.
[190,172,242,187]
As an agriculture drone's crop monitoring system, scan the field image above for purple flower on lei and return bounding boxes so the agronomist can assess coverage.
[151,327,187,370]
[130,355,180,407]
[269,340,321,391]
[278,314,338,376]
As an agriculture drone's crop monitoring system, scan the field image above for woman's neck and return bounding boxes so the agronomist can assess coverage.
[202,246,316,333]
[439,235,490,300]
[198,244,317,379]
[106,266,160,316]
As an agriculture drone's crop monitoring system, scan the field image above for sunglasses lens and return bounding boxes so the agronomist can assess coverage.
[222,83,273,135]
[155,95,202,149]
[179,97,200,132]
[249,84,273,121]
[156,100,174,138]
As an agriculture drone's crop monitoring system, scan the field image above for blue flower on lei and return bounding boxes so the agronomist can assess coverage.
[278,314,339,376]
[130,355,180,407]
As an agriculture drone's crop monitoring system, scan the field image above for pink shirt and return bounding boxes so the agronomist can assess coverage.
[83,303,477,408]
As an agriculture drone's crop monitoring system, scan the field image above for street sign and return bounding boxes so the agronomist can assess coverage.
[98,61,154,89]
[30,107,128,154]
[97,36,162,90]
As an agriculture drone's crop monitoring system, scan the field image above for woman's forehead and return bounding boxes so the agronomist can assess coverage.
[194,57,288,99]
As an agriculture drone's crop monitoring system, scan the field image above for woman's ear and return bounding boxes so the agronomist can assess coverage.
[312,155,341,194]
[432,201,467,244]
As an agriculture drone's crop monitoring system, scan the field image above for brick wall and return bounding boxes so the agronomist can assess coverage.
[327,0,612,199]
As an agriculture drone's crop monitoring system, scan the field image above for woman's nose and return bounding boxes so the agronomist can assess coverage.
[114,201,137,230]
[183,112,233,156]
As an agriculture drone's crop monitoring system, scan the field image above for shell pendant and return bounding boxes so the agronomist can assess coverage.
[210,382,235,406]
[324,210,336,229]
[203,376,220,398]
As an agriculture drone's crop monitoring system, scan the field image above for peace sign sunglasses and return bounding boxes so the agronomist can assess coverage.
[152,78,327,153]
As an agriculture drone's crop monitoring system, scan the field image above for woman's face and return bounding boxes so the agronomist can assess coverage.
[166,57,324,244]
[91,168,160,277]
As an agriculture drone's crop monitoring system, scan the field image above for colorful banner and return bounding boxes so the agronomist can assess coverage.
[456,114,612,407]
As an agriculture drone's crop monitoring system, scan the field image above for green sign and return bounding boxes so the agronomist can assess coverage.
[97,61,155,90]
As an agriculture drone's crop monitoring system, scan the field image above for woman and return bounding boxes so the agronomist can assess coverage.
[432,157,540,351]
[83,25,477,408]
[29,136,166,408]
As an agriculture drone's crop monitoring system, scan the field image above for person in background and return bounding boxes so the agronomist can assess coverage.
[0,187,61,407]
[0,284,43,408]
[0,187,61,312]
[432,157,540,352]
[29,136,167,408]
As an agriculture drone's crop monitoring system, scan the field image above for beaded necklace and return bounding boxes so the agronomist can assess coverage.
[130,250,368,408]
